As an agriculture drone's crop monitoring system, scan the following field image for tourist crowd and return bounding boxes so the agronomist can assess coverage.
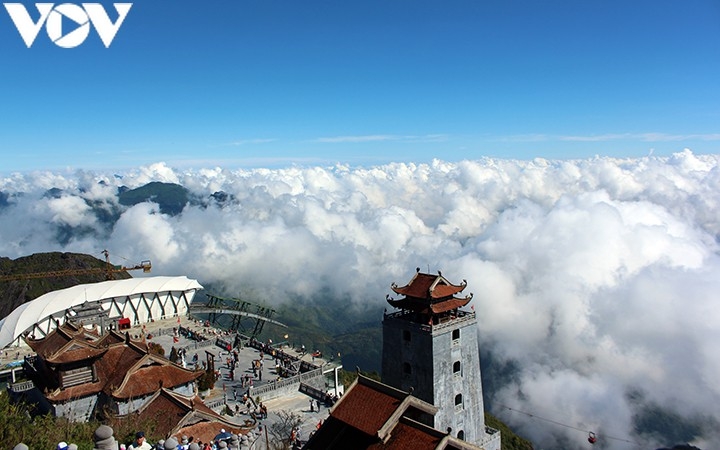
[13,425,264,450]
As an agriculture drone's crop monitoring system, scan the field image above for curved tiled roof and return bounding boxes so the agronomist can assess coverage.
[0,276,203,349]
[133,388,244,442]
[391,272,466,300]
[36,332,202,403]
[113,356,203,399]
[44,341,107,364]
[387,271,472,316]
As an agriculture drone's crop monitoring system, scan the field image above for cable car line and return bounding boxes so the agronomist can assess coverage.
[496,402,640,446]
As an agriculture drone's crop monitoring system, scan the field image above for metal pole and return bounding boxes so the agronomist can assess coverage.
[265,423,270,450]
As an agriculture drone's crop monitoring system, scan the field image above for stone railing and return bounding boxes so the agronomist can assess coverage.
[202,366,326,406]
[204,396,227,410]
[9,380,35,393]
[250,367,324,399]
[298,382,325,400]
[384,310,476,334]
[299,360,321,373]
[193,339,215,350]
[246,339,301,364]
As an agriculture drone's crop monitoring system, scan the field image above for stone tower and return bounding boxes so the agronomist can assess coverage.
[382,268,500,449]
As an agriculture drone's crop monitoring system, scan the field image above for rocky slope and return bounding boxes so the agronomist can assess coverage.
[0,252,131,319]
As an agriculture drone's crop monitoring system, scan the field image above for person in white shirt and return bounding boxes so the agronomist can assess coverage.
[129,431,152,450]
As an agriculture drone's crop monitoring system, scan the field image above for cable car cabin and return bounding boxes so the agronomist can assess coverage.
[588,432,597,444]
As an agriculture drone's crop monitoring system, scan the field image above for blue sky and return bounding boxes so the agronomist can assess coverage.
[1,0,719,172]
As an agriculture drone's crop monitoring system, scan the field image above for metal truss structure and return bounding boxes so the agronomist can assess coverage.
[189,293,286,340]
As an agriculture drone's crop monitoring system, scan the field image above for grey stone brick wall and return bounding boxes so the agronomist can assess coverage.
[382,311,499,448]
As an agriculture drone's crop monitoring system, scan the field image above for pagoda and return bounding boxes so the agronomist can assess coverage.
[382,268,500,450]
[16,322,203,422]
[386,268,472,325]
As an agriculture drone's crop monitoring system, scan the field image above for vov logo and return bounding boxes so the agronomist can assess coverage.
[4,3,132,48]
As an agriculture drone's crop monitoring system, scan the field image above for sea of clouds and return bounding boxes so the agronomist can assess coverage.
[1,149,719,448]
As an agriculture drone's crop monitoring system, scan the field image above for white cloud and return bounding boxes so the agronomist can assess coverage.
[315,133,447,143]
[46,195,97,228]
[559,132,720,142]
[226,138,277,146]
[0,149,719,448]
[111,203,182,264]
[493,133,720,143]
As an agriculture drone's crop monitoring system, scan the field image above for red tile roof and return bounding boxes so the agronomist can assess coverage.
[129,388,247,442]
[303,375,483,450]
[48,379,104,401]
[44,341,107,364]
[97,330,126,346]
[369,419,442,450]
[135,388,188,436]
[392,272,437,299]
[391,272,466,300]
[102,344,147,392]
[114,359,203,399]
[26,322,75,355]
[387,271,473,319]
[331,382,404,436]
[30,326,202,403]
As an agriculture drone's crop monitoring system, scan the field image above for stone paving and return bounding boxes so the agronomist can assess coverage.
[136,316,339,447]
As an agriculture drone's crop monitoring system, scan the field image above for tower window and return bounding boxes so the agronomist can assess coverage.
[403,362,412,375]
[452,329,460,341]
[457,430,465,440]
[454,393,463,408]
[403,330,411,342]
[453,361,461,376]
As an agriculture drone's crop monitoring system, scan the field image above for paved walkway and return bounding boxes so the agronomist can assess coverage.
[139,316,339,444]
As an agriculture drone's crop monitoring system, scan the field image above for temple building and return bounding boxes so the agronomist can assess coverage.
[15,322,203,422]
[382,269,501,450]
[126,387,246,443]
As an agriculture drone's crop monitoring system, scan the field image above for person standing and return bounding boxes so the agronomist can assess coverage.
[129,431,152,450]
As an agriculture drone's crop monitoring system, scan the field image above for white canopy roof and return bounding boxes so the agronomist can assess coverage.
[0,276,203,349]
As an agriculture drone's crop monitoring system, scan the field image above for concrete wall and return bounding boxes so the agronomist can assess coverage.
[482,428,502,450]
[382,312,497,447]
[54,395,98,422]
[429,315,486,445]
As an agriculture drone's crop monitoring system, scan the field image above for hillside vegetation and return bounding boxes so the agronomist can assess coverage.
[0,252,131,319]
[118,181,190,215]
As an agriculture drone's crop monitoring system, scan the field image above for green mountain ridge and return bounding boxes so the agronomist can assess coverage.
[118,181,191,216]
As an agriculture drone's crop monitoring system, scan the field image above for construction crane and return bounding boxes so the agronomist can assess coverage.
[0,250,151,282]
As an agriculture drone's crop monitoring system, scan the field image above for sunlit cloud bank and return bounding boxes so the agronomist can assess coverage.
[1,149,719,448]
